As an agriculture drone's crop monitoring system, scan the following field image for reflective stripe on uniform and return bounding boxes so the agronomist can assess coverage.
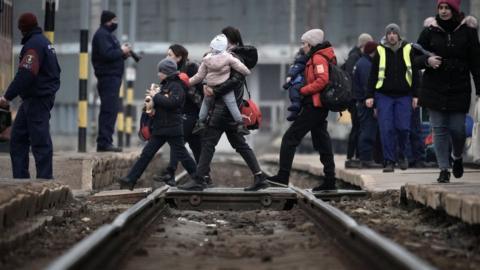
[375,44,413,89]
[403,43,413,87]
[375,46,386,89]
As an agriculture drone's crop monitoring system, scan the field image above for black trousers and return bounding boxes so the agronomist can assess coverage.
[96,75,121,148]
[127,135,196,183]
[196,126,261,179]
[279,105,335,178]
[166,113,202,171]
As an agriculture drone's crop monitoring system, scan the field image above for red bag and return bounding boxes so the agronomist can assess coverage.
[241,99,262,130]
[178,72,190,87]
[138,111,153,141]
[240,83,262,130]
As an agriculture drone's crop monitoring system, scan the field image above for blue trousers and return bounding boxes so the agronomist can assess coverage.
[10,97,54,179]
[127,135,197,183]
[357,102,378,161]
[96,76,121,148]
[428,109,466,170]
[375,93,412,163]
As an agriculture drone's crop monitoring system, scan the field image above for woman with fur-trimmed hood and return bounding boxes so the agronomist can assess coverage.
[414,0,480,183]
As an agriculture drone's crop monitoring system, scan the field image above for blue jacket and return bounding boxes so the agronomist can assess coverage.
[352,54,373,101]
[92,25,125,77]
[283,52,307,90]
[5,27,60,100]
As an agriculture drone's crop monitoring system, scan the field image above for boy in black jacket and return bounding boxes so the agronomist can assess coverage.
[118,58,197,190]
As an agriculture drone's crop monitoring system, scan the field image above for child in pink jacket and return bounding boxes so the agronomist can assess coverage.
[190,34,251,135]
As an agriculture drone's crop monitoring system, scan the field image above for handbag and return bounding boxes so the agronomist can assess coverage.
[469,99,480,163]
[240,82,262,130]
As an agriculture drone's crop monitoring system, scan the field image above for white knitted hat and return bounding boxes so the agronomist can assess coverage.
[301,29,325,46]
[210,34,228,53]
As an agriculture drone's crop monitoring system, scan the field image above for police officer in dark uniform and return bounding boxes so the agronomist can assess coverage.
[92,10,131,152]
[0,13,61,179]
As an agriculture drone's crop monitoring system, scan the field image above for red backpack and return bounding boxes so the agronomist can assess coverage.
[240,83,262,130]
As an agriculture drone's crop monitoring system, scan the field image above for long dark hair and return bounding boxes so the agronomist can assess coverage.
[452,10,465,25]
[168,44,189,71]
[221,26,244,47]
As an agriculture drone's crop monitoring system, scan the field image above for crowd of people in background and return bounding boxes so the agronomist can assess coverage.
[342,0,480,183]
[1,0,479,188]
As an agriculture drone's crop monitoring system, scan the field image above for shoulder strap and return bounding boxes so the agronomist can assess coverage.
[244,81,251,99]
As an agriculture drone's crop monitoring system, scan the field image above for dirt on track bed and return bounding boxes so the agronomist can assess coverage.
[121,208,355,270]
[0,200,131,270]
[331,191,480,270]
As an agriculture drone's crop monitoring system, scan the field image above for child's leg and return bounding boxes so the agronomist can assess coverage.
[198,95,214,122]
[288,84,302,111]
[222,91,243,122]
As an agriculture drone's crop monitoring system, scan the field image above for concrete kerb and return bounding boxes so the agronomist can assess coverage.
[0,151,164,191]
[0,181,73,231]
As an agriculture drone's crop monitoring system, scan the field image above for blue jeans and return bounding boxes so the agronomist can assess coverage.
[127,135,196,183]
[357,102,378,161]
[375,93,412,163]
[428,109,466,170]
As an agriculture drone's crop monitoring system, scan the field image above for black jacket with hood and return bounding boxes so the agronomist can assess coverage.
[414,15,480,113]
[151,74,185,136]
[208,46,257,130]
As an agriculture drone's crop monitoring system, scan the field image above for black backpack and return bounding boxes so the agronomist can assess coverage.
[318,54,352,112]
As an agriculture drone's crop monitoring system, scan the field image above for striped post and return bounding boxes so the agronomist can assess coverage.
[78,0,89,152]
[117,81,125,148]
[43,0,55,43]
[125,67,135,147]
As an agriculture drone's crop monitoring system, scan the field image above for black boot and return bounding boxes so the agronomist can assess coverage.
[345,159,362,168]
[312,177,336,191]
[177,175,206,191]
[361,160,383,169]
[452,158,464,178]
[437,169,451,183]
[244,173,270,191]
[266,173,289,187]
[117,176,135,191]
[398,158,408,170]
[204,175,214,188]
[383,160,394,173]
[153,168,176,186]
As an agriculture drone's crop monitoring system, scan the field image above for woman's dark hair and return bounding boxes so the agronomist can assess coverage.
[452,10,465,25]
[221,26,244,47]
[168,44,189,70]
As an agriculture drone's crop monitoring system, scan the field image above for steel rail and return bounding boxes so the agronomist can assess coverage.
[46,168,436,270]
[46,186,169,270]
[291,186,436,270]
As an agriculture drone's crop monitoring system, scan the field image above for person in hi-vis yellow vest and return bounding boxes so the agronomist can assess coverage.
[365,23,419,173]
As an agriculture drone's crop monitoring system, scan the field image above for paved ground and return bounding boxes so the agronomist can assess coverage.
[260,153,480,224]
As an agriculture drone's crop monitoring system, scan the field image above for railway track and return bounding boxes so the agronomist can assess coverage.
[46,171,436,270]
